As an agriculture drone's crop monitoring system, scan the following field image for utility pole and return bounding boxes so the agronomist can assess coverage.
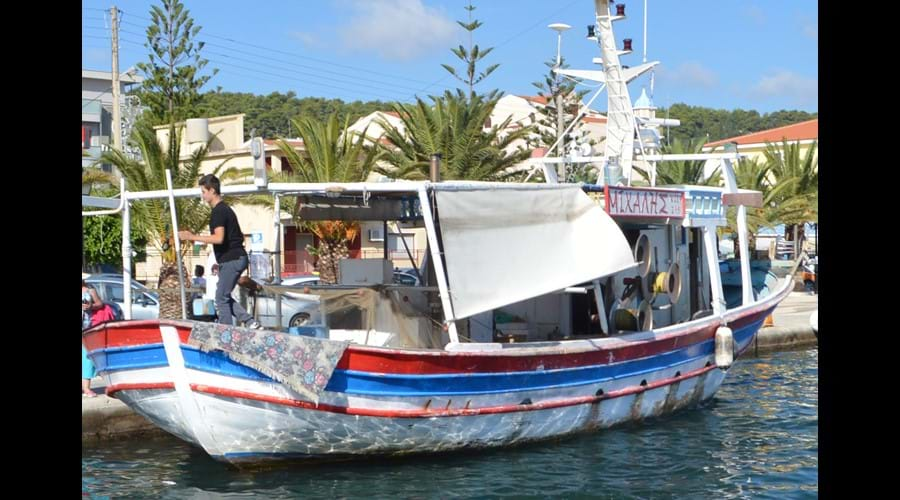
[111,6,122,151]
[555,89,565,179]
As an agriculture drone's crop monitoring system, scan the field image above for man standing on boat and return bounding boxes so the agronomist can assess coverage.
[178,174,262,329]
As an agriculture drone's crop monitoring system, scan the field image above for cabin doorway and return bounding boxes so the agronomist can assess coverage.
[570,289,600,337]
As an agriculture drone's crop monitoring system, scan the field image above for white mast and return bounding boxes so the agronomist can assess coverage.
[594,0,635,184]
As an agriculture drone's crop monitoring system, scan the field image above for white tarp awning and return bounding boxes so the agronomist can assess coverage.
[433,185,636,320]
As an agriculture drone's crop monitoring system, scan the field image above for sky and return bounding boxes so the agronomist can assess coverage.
[82,0,818,114]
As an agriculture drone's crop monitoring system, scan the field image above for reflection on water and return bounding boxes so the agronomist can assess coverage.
[83,349,817,498]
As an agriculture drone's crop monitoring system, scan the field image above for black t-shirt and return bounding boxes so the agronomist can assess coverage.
[209,202,247,263]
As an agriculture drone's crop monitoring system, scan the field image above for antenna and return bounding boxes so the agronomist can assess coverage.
[644,0,655,98]
[665,94,670,145]
[643,0,648,64]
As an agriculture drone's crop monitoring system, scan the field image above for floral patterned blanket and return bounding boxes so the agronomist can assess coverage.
[187,323,350,404]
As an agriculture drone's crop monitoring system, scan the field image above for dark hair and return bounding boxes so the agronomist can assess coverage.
[198,174,221,195]
[194,265,205,277]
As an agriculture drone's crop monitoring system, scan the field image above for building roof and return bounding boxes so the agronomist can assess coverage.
[152,113,246,130]
[705,118,818,148]
[519,95,549,105]
[530,147,548,158]
[264,139,303,147]
[82,68,143,84]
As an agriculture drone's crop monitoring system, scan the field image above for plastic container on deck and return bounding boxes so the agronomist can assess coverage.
[288,325,328,338]
[192,298,216,316]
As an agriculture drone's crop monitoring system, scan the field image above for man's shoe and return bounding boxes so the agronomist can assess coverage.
[246,320,263,330]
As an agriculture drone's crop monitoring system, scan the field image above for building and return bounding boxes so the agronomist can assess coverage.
[701,118,819,179]
[136,113,427,284]
[81,69,143,171]
[134,93,613,283]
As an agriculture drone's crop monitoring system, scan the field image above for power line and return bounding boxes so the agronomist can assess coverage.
[410,0,583,95]
[116,13,451,89]
[95,2,582,103]
[117,26,447,95]
[113,33,407,101]
[113,33,433,102]
[203,57,404,101]
[494,0,582,50]
[200,46,433,95]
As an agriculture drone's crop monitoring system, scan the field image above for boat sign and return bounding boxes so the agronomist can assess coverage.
[604,186,685,218]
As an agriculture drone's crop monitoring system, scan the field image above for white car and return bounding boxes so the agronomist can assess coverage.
[253,276,323,328]
[86,274,160,320]
[252,272,421,328]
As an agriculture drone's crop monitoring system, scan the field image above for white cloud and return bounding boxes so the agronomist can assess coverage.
[338,0,456,61]
[742,5,766,25]
[657,62,718,89]
[748,70,818,107]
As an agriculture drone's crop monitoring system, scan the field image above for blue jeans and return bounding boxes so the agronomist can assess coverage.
[215,255,254,326]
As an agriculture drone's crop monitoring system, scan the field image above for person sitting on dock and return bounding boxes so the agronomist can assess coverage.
[82,273,102,397]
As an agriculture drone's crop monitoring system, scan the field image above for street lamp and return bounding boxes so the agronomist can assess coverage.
[548,23,571,67]
[548,23,571,180]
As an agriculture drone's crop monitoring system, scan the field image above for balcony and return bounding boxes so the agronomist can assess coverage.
[283,250,316,276]
[361,249,426,268]
[82,99,103,123]
[282,249,426,276]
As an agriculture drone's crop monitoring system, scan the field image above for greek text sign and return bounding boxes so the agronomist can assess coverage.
[604,186,685,218]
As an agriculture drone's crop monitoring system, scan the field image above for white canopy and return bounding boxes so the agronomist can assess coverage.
[433,185,636,320]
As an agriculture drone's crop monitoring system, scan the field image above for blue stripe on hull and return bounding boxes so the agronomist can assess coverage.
[90,320,764,397]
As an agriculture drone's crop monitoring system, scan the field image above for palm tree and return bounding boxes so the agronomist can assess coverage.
[635,137,722,186]
[721,157,806,255]
[98,122,230,318]
[763,139,818,249]
[82,166,117,194]
[268,112,382,284]
[376,90,533,181]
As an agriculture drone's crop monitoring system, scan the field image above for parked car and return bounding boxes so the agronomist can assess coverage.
[86,274,160,320]
[392,270,420,286]
[252,276,322,328]
[251,272,423,329]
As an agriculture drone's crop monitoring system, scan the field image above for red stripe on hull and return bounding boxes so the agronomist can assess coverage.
[106,364,716,419]
[106,382,175,393]
[85,308,767,376]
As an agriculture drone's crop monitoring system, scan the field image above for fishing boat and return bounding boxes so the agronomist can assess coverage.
[82,0,791,464]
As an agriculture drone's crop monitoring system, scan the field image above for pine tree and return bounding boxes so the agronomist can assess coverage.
[135,0,217,125]
[531,57,590,146]
[440,1,499,97]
